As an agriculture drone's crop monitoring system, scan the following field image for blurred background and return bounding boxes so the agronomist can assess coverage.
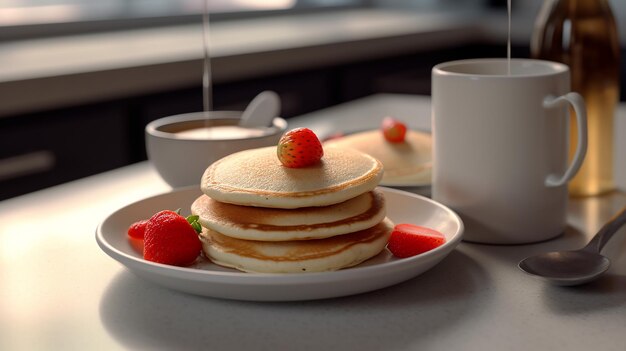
[1,0,625,200]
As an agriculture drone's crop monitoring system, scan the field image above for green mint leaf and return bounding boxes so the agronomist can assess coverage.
[186,215,202,234]
[191,222,202,234]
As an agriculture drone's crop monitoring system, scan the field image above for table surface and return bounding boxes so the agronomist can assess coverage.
[1,94,626,351]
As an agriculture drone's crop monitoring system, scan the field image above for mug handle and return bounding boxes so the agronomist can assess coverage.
[542,92,588,187]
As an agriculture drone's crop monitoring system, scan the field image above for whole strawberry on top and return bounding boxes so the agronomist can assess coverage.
[277,127,324,168]
[142,210,202,266]
[381,116,407,143]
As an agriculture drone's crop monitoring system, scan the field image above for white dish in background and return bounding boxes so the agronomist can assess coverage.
[96,187,463,301]
[323,128,432,188]
[380,174,431,188]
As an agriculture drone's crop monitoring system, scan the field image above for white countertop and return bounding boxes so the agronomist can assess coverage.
[1,94,625,350]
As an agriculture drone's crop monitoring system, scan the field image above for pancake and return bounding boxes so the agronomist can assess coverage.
[191,189,386,241]
[324,129,431,186]
[200,218,394,273]
[201,146,383,208]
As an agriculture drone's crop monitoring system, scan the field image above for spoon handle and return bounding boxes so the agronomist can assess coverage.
[582,206,626,253]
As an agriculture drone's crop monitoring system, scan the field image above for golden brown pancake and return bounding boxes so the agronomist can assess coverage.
[201,146,383,208]
[200,218,394,273]
[191,189,386,241]
[325,129,431,186]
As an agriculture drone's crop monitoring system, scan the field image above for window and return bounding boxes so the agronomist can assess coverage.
[1,0,364,28]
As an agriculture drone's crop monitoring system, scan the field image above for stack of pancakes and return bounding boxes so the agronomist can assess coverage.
[191,146,393,273]
[325,129,432,186]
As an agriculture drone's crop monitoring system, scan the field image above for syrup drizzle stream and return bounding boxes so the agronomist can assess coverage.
[507,0,512,75]
[201,0,213,112]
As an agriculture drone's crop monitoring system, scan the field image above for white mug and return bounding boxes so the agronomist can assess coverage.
[431,58,587,244]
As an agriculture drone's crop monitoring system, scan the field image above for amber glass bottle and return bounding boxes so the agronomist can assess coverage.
[531,0,620,196]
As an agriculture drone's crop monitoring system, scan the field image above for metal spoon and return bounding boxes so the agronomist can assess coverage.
[518,206,626,286]
[239,91,281,128]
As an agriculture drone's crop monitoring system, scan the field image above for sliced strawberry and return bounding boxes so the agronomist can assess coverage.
[387,224,446,258]
[143,210,202,266]
[381,117,407,143]
[277,128,323,168]
[127,219,148,239]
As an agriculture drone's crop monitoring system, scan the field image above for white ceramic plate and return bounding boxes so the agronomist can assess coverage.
[96,187,463,301]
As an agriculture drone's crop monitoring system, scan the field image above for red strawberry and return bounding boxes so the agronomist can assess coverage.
[143,210,202,266]
[381,117,407,143]
[277,128,323,168]
[127,219,148,239]
[387,224,446,258]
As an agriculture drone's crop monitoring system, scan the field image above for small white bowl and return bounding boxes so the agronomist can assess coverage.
[146,111,287,188]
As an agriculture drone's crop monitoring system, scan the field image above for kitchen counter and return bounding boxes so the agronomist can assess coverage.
[1,94,625,350]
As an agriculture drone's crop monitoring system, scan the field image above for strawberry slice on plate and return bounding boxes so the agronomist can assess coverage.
[387,224,446,258]
[127,219,148,239]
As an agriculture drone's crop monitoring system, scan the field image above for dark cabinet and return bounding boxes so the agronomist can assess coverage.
[0,104,130,200]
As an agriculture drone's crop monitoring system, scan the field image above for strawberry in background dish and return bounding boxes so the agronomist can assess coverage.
[381,117,407,143]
